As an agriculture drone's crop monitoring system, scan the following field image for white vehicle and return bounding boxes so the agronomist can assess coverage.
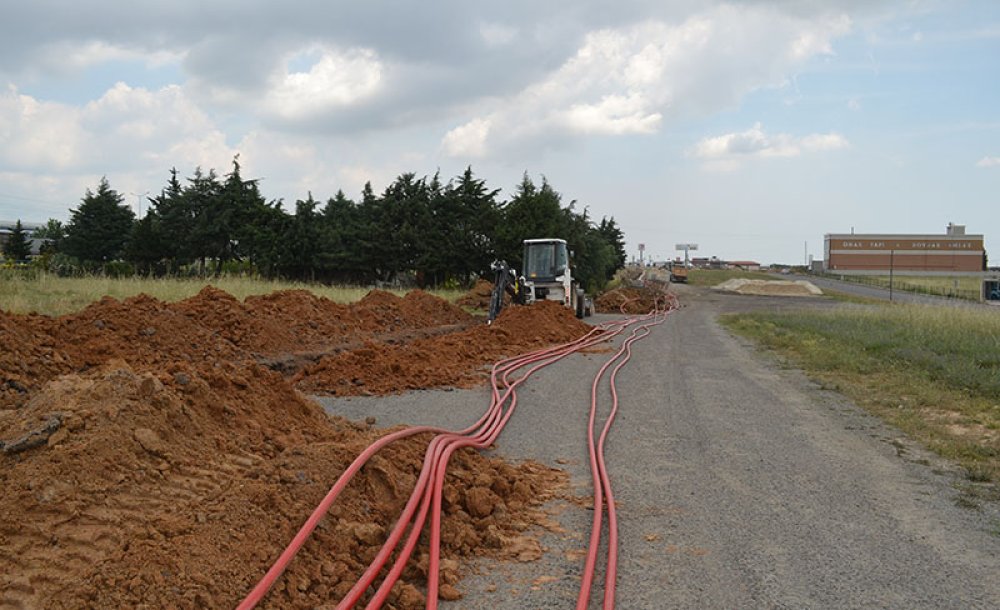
[488,238,591,322]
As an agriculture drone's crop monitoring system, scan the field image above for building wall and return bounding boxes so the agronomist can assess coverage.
[825,234,985,274]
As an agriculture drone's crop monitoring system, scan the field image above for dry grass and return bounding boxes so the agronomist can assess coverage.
[827,274,983,301]
[723,303,1000,485]
[686,268,776,287]
[0,272,463,316]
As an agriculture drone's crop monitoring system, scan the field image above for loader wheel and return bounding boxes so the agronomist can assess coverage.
[575,288,585,319]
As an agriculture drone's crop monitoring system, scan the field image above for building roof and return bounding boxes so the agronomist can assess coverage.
[825,233,983,240]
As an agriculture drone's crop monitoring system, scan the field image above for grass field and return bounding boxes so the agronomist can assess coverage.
[0,272,464,316]
[723,303,1000,495]
[685,268,776,286]
[827,274,983,300]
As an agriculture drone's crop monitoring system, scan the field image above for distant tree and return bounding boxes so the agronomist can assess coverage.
[3,219,31,261]
[280,194,325,280]
[496,174,568,271]
[125,214,168,275]
[597,216,627,271]
[186,156,270,276]
[33,218,65,253]
[320,190,366,281]
[149,167,195,266]
[438,167,501,285]
[63,178,136,264]
[240,199,288,277]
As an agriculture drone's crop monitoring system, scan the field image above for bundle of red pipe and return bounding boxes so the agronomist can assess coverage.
[238,289,678,610]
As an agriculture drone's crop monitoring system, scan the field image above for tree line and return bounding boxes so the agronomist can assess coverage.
[14,158,627,291]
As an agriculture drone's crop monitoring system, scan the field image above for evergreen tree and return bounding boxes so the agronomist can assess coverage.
[321,190,365,281]
[150,167,195,266]
[3,219,31,261]
[496,174,567,271]
[280,194,324,279]
[63,177,136,264]
[439,167,501,285]
[33,219,65,253]
[597,217,627,271]
[125,214,168,275]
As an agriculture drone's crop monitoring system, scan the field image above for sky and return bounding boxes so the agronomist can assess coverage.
[0,0,998,265]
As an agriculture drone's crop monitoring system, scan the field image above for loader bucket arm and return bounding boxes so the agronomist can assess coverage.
[487,260,522,324]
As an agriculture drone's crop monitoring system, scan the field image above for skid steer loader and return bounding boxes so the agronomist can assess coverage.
[487,238,592,323]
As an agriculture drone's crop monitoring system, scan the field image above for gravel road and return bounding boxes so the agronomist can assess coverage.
[317,287,1000,609]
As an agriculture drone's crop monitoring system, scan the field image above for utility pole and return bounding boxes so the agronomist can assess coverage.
[130,191,149,218]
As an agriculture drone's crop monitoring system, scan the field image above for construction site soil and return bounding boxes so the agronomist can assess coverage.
[593,284,665,314]
[0,287,593,609]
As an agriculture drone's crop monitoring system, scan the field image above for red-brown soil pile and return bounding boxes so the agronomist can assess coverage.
[296,300,594,396]
[456,279,495,309]
[0,287,477,410]
[0,360,567,609]
[0,287,584,608]
[594,285,665,314]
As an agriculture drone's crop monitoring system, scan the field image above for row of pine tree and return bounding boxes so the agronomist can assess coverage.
[8,158,627,290]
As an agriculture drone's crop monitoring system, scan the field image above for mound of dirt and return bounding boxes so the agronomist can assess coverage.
[0,312,70,408]
[456,279,495,309]
[0,287,584,608]
[594,285,664,314]
[0,359,567,609]
[713,279,822,297]
[296,300,594,397]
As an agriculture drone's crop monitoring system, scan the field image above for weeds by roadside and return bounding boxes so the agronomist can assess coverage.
[0,272,464,316]
[721,303,1000,489]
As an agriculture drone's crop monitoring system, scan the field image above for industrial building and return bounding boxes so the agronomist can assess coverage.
[0,220,45,257]
[824,224,986,275]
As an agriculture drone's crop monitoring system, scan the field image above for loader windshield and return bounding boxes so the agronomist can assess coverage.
[523,241,568,280]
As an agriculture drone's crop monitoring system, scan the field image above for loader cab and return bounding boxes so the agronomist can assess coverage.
[523,238,568,281]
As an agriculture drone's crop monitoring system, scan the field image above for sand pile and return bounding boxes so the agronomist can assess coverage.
[712,279,822,297]
[0,287,585,608]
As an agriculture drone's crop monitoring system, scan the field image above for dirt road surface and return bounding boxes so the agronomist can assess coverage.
[320,286,1000,609]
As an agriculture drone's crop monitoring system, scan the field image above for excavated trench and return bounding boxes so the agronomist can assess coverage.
[0,286,594,609]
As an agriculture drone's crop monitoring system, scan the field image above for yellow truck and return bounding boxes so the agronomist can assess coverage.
[668,261,688,283]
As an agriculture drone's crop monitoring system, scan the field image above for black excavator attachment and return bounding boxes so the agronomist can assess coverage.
[487,260,524,324]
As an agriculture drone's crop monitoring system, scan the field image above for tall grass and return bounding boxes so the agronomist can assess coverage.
[0,271,464,316]
[724,303,1000,483]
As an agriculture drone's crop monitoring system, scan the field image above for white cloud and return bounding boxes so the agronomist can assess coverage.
[976,156,1000,168]
[0,81,235,216]
[442,117,492,158]
[0,85,81,169]
[692,122,848,164]
[561,94,662,135]
[441,5,852,158]
[262,46,383,122]
[847,97,861,111]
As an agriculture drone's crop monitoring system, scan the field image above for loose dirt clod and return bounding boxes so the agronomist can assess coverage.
[295,301,593,396]
[594,285,665,314]
[456,279,497,310]
[0,287,585,609]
